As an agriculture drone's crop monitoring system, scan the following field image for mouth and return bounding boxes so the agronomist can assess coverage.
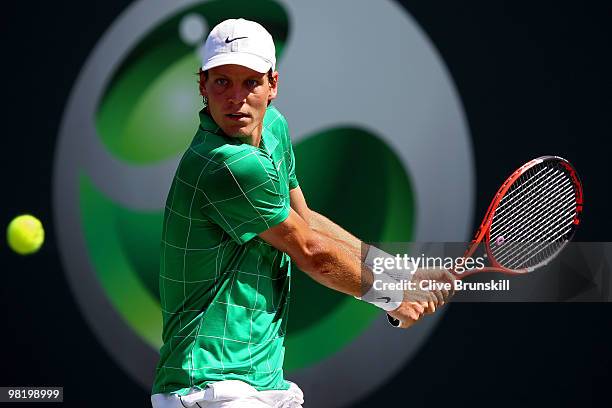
[225,112,250,121]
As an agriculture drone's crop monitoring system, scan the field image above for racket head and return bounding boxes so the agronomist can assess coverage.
[388,156,582,327]
[479,156,583,274]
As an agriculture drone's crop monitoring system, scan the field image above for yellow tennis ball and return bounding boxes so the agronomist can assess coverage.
[7,214,45,255]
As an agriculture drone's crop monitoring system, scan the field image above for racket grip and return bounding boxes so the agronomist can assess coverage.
[387,314,401,327]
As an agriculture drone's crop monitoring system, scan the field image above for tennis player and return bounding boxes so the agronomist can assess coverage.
[151,18,453,408]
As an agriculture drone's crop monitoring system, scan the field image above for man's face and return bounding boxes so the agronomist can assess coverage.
[202,64,278,139]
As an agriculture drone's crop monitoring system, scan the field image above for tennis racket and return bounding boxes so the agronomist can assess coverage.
[388,155,583,326]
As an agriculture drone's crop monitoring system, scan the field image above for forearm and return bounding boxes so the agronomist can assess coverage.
[306,210,365,261]
[260,208,371,298]
[299,230,372,298]
[287,194,453,323]
[287,211,410,312]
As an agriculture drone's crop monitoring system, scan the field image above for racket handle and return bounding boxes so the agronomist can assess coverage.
[387,314,401,327]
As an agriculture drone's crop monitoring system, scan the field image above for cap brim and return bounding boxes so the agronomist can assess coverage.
[202,52,273,73]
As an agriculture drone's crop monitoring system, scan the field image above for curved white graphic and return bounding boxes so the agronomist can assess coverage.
[53,0,474,406]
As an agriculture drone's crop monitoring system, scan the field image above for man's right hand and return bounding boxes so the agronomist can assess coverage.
[387,268,456,329]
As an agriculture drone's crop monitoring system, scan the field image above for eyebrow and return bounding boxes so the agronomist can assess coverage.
[210,73,264,81]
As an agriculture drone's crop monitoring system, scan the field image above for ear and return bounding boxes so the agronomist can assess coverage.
[199,69,208,98]
[268,71,279,102]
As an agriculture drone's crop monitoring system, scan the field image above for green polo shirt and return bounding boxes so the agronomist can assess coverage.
[152,105,299,396]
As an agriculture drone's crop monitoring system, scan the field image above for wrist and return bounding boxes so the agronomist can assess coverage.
[355,245,411,312]
[355,270,404,311]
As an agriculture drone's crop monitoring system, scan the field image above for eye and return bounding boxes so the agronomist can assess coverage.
[214,78,228,86]
[246,79,259,88]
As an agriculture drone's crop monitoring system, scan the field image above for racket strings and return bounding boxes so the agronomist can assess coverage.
[492,174,574,263]
[497,203,575,268]
[492,166,553,219]
[491,164,563,240]
[491,164,563,228]
[494,214,574,271]
[503,227,572,270]
[495,167,574,246]
[488,162,577,270]
[490,167,555,236]
[490,168,568,238]
[507,224,573,269]
[494,198,575,266]
[492,177,576,268]
[490,169,567,250]
[491,177,574,251]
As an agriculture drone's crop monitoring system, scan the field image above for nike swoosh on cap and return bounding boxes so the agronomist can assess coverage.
[225,36,248,43]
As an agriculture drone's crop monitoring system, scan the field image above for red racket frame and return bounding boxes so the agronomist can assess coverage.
[455,155,583,279]
[387,156,583,327]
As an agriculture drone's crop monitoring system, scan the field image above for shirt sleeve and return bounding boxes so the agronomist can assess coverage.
[288,138,299,190]
[280,115,299,190]
[198,148,290,245]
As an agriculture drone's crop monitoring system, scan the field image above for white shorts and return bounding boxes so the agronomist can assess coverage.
[151,380,304,408]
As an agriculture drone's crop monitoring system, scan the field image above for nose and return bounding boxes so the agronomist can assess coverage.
[227,85,247,105]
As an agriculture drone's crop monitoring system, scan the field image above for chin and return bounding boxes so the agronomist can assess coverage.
[223,126,250,138]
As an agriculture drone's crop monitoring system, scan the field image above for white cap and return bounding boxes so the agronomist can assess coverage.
[201,18,276,73]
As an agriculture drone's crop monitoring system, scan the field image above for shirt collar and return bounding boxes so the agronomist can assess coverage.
[198,109,222,134]
[261,126,279,155]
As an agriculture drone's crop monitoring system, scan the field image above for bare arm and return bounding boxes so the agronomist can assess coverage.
[289,187,365,261]
[259,208,439,327]
[258,208,372,298]
[287,186,454,328]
